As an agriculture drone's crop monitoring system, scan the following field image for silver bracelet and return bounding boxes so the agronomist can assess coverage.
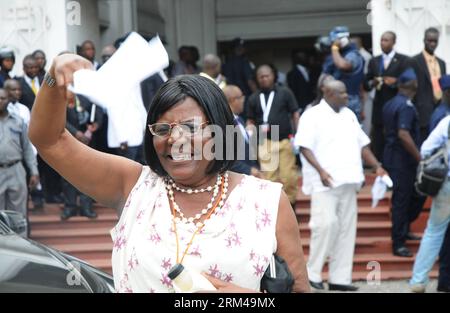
[44,71,56,88]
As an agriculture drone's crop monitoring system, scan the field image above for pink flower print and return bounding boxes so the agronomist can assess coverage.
[113,236,127,252]
[189,245,201,258]
[119,223,126,233]
[208,264,221,278]
[160,273,173,288]
[259,182,268,190]
[148,224,161,244]
[255,221,261,232]
[149,288,155,293]
[128,258,135,271]
[136,209,145,223]
[253,264,265,277]
[128,248,139,270]
[161,257,172,271]
[261,209,271,227]
[249,250,256,261]
[236,201,244,211]
[119,273,132,292]
[223,273,234,283]
[263,256,269,264]
[225,232,242,248]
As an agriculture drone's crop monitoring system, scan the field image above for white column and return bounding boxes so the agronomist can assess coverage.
[0,0,68,76]
[371,0,450,68]
[162,0,217,60]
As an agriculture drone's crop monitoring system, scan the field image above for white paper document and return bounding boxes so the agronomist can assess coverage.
[69,32,169,148]
[371,175,393,208]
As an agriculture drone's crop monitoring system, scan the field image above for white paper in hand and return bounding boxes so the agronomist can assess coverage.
[371,175,393,208]
[70,33,169,109]
[69,32,169,148]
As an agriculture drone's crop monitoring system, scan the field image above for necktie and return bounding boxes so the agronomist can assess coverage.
[383,56,390,70]
[31,78,38,95]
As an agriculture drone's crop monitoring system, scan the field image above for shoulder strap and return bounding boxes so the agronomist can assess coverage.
[447,120,450,146]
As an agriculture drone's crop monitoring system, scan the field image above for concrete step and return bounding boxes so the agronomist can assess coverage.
[296,206,391,223]
[306,253,439,273]
[301,236,423,255]
[49,242,113,260]
[299,221,393,237]
[31,227,113,245]
[29,213,118,230]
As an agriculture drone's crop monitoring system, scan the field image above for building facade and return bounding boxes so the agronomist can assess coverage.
[0,0,448,76]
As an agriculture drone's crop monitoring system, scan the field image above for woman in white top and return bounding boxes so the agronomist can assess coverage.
[28,54,309,293]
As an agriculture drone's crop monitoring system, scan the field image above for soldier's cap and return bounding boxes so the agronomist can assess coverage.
[398,68,417,84]
[329,26,350,42]
[439,75,450,91]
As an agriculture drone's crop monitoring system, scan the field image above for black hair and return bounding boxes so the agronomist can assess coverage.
[144,75,236,177]
[22,54,36,66]
[32,49,46,58]
[425,27,440,38]
[383,31,397,42]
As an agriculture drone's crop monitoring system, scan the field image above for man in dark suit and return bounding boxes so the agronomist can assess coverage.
[17,55,63,206]
[364,31,411,161]
[412,27,447,143]
[17,55,41,110]
[287,50,315,112]
[223,85,261,177]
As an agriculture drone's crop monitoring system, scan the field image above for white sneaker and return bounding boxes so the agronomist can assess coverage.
[410,284,426,293]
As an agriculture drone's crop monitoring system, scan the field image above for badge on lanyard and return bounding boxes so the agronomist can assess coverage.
[260,91,275,133]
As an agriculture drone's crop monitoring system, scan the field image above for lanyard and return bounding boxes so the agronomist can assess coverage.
[260,91,275,124]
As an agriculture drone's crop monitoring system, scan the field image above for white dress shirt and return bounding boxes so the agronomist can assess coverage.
[382,50,396,70]
[7,101,31,126]
[421,116,450,177]
[296,64,310,82]
[23,75,40,94]
[295,99,370,195]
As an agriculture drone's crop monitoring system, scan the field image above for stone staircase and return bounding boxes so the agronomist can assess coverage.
[29,174,437,280]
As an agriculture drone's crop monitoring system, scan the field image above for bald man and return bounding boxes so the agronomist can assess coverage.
[247,64,300,204]
[200,54,226,89]
[295,80,386,291]
[101,45,116,65]
[224,85,261,177]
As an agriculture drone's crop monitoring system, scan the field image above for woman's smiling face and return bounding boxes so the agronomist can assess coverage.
[152,96,214,184]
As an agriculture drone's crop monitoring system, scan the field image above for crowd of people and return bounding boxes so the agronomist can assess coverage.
[0,25,449,293]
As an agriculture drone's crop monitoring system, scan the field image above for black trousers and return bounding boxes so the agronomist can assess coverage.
[439,226,450,287]
[37,154,62,199]
[370,124,385,163]
[388,166,426,250]
[62,179,92,210]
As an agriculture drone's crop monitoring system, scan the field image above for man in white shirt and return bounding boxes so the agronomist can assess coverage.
[295,80,386,291]
[4,79,30,126]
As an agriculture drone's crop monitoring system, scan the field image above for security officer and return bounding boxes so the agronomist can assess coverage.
[323,26,365,121]
[0,47,15,88]
[382,68,426,257]
[0,88,39,219]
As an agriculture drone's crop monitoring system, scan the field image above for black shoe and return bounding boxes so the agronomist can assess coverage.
[437,285,450,292]
[309,280,324,290]
[33,199,44,210]
[406,232,422,241]
[393,246,413,257]
[328,283,359,292]
[79,207,97,219]
[61,207,78,220]
[46,195,64,204]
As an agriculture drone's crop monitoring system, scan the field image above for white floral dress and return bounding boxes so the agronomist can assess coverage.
[111,166,281,293]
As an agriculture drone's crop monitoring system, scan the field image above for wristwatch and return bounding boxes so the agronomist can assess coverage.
[44,71,56,88]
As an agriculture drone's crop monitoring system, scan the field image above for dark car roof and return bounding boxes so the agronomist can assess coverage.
[0,221,113,293]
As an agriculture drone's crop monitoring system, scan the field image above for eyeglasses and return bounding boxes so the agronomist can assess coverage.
[148,122,208,138]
